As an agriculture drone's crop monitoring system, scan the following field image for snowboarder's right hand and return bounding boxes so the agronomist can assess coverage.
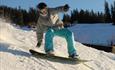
[64,4,70,12]
[36,42,41,48]
[57,23,64,28]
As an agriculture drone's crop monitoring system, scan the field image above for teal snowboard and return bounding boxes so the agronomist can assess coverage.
[29,49,91,64]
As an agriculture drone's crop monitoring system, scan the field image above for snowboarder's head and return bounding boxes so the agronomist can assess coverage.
[37,2,48,16]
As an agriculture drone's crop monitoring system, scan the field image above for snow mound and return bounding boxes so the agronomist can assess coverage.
[0,18,115,70]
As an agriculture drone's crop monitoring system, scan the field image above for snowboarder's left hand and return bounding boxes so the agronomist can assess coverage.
[64,4,70,12]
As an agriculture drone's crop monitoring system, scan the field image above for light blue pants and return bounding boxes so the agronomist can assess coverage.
[45,28,77,56]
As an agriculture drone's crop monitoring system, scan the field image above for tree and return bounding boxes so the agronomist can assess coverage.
[104,1,112,23]
[62,14,71,26]
[111,1,115,25]
[70,9,79,23]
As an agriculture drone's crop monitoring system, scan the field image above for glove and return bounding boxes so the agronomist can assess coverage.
[36,42,41,47]
[64,4,70,12]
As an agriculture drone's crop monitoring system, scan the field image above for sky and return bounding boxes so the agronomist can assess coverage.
[0,0,114,18]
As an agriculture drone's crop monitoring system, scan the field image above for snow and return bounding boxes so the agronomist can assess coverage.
[0,18,115,70]
[69,24,115,47]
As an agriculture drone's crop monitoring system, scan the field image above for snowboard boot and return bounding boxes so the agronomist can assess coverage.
[69,53,79,59]
[46,51,55,56]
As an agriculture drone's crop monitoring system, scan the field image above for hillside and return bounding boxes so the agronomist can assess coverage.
[0,19,115,70]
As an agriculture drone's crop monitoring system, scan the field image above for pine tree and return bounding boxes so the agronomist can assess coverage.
[104,1,111,23]
[70,9,79,23]
[111,1,115,25]
[62,14,71,27]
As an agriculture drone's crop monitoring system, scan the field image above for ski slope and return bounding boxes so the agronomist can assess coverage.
[0,18,115,70]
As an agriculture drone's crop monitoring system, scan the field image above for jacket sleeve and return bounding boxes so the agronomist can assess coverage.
[49,6,65,14]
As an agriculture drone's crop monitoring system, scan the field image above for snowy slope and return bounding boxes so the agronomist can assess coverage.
[0,19,115,70]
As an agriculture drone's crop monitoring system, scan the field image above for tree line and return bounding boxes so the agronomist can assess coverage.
[63,1,115,25]
[0,6,38,27]
[0,1,115,27]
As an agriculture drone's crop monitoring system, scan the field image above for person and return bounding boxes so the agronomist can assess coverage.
[36,2,78,58]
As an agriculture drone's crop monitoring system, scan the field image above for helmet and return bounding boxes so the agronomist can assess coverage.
[37,2,47,10]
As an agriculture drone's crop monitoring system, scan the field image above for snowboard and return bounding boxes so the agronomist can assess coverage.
[29,49,91,64]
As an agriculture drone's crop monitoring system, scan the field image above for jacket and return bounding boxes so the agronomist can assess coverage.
[36,6,65,33]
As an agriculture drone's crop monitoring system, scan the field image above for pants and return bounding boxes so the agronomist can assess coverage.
[45,28,77,56]
[36,32,43,47]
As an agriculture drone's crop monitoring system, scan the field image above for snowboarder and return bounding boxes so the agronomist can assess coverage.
[36,2,78,58]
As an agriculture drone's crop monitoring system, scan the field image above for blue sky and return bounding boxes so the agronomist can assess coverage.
[1,0,114,11]
[0,0,114,18]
